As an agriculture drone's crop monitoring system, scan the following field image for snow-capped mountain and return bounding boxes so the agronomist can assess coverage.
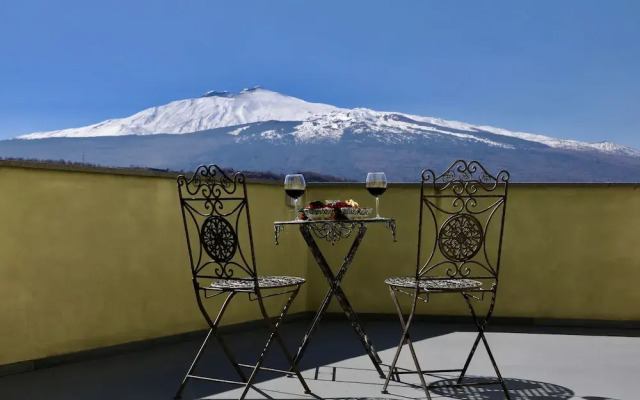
[19,87,341,139]
[4,87,640,182]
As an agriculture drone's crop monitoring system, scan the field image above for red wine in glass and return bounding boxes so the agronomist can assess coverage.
[366,172,387,218]
[285,189,305,199]
[284,174,306,221]
[366,187,387,197]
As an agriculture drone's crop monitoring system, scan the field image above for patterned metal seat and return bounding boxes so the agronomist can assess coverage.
[385,277,482,291]
[209,276,306,290]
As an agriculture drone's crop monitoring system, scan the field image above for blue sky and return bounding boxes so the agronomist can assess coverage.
[1,0,639,147]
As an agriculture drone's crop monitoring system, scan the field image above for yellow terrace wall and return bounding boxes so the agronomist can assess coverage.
[304,184,640,321]
[0,164,308,366]
[1,162,639,367]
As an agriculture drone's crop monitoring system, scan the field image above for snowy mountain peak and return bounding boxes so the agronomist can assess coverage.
[15,88,639,159]
[6,88,640,182]
[19,88,341,139]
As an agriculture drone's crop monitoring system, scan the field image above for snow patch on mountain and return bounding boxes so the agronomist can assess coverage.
[259,130,284,140]
[292,109,514,148]
[228,125,250,136]
[467,124,640,156]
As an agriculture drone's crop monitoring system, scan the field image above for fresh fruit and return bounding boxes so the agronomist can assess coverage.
[303,200,359,219]
[345,199,359,208]
[307,200,325,209]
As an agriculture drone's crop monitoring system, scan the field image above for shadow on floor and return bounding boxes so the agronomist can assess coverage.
[581,397,624,400]
[430,376,573,399]
[424,376,623,400]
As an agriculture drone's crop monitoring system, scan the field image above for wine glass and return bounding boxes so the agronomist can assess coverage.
[366,172,387,219]
[284,174,306,221]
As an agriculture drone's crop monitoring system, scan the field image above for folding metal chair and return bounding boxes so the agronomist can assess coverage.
[381,160,511,399]
[174,165,310,399]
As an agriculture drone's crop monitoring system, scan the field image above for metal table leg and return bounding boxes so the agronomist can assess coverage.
[292,223,385,378]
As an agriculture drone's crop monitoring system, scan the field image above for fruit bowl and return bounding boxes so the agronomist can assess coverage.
[340,207,372,220]
[303,207,333,221]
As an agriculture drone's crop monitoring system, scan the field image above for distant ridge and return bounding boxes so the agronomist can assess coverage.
[0,157,345,182]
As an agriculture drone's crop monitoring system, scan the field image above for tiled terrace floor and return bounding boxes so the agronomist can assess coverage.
[1,319,638,400]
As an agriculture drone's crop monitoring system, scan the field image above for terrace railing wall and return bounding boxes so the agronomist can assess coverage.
[1,161,639,368]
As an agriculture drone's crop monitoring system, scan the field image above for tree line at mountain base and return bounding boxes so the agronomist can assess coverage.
[0,157,346,182]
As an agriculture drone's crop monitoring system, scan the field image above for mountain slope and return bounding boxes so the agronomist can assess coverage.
[5,88,640,182]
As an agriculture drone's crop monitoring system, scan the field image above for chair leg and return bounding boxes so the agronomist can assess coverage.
[458,292,491,383]
[480,332,511,399]
[387,286,431,399]
[460,293,511,400]
[457,329,482,383]
[268,293,312,394]
[239,287,311,399]
[382,286,431,399]
[174,328,214,399]
[174,291,246,400]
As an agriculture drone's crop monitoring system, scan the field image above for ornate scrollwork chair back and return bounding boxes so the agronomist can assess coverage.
[173,164,310,400]
[417,160,510,292]
[177,164,257,286]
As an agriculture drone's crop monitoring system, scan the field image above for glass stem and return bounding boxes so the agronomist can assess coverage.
[294,198,299,221]
[376,196,380,218]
